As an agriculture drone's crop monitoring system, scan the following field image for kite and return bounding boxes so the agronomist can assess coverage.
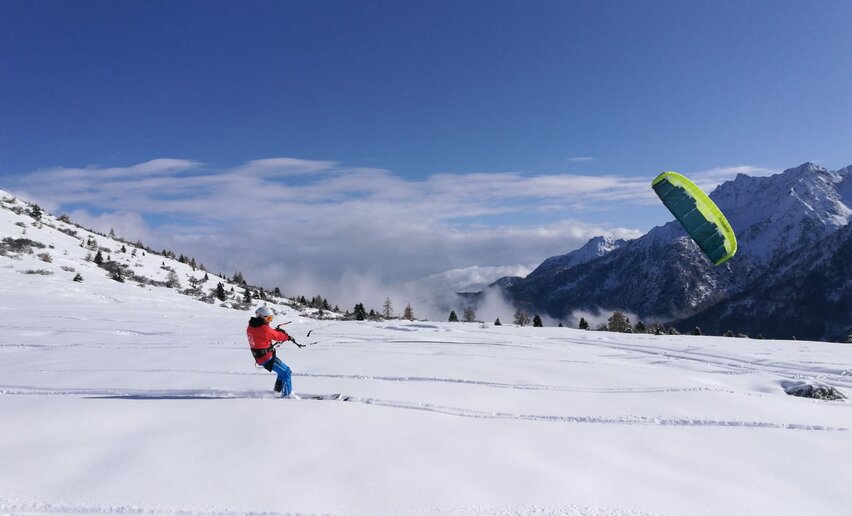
[652,171,737,266]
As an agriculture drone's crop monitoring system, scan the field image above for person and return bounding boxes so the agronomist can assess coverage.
[247,305,295,397]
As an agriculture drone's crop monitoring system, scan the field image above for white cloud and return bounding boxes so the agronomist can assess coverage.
[9,157,658,309]
[566,156,596,163]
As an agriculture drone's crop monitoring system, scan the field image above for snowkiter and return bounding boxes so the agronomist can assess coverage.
[247,305,294,396]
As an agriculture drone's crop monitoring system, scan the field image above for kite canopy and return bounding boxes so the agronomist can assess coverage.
[652,171,737,266]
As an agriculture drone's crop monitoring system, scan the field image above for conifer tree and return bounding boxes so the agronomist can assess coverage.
[607,312,631,333]
[635,321,647,333]
[216,282,227,301]
[494,317,502,326]
[514,310,530,326]
[578,317,590,330]
[353,303,367,321]
[28,204,43,220]
[532,315,543,327]
[94,250,104,265]
[403,303,414,321]
[382,297,394,319]
[448,310,459,322]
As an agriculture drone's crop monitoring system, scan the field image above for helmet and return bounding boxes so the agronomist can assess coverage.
[255,305,275,318]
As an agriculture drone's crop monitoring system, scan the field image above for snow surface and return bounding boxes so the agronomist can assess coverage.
[2,192,852,515]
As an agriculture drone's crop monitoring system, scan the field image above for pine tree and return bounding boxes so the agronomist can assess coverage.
[578,317,590,330]
[532,315,543,327]
[847,335,852,344]
[243,288,252,304]
[215,282,227,301]
[29,204,43,220]
[558,322,564,327]
[94,250,104,265]
[494,318,502,326]
[635,321,647,333]
[353,303,367,321]
[73,273,83,282]
[607,312,631,333]
[448,310,459,322]
[382,297,394,318]
[403,303,414,321]
[514,310,530,327]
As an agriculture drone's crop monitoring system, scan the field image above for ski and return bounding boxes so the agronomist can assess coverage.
[289,393,351,401]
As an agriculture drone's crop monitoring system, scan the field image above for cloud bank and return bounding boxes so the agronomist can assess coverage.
[10,157,657,313]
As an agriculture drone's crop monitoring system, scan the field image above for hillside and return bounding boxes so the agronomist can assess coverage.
[0,189,337,319]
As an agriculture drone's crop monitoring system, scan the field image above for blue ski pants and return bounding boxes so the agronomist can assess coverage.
[263,356,292,396]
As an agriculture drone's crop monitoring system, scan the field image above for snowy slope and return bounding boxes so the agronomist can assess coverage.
[2,191,852,515]
[0,189,328,318]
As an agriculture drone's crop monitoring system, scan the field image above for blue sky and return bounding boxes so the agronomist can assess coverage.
[2,1,852,304]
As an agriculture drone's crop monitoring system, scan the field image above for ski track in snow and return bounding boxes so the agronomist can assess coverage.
[27,368,752,396]
[0,499,663,516]
[1,385,847,432]
[556,337,852,387]
[0,498,296,515]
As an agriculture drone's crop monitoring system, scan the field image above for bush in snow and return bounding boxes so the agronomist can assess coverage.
[1,237,47,256]
[20,269,53,275]
[783,381,846,401]
[73,273,83,282]
[38,253,52,263]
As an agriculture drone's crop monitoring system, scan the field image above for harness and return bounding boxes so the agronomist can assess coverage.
[251,346,274,360]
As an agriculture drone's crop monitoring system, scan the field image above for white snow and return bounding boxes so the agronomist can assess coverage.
[2,191,852,516]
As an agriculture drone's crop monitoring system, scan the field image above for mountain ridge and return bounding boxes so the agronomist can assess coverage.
[492,163,852,341]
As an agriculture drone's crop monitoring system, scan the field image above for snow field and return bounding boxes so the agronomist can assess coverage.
[2,193,852,515]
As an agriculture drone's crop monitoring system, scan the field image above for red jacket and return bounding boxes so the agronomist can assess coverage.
[246,317,290,364]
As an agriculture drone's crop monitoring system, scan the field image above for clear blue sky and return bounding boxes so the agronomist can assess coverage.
[2,0,852,297]
[3,0,851,177]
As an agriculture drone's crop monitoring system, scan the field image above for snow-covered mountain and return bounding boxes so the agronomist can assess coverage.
[0,188,334,319]
[498,163,852,341]
[679,220,852,340]
[527,235,627,279]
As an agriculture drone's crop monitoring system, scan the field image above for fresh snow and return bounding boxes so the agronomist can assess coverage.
[2,191,852,515]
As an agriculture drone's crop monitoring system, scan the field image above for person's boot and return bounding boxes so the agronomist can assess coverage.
[274,378,283,394]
